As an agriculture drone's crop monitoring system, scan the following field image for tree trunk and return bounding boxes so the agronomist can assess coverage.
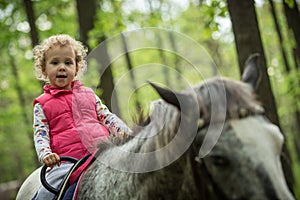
[121,33,142,111]
[268,0,291,72]
[227,0,279,126]
[168,31,183,84]
[76,0,97,49]
[283,0,300,159]
[8,54,35,178]
[283,0,300,60]
[227,0,295,193]
[271,0,300,162]
[22,0,40,168]
[86,35,120,116]
[76,0,120,116]
[283,0,300,73]
[23,0,39,47]
[156,32,171,86]
[97,39,121,116]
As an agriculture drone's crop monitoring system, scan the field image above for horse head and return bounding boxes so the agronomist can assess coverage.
[150,54,294,200]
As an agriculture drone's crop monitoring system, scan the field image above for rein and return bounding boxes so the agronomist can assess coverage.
[40,154,95,200]
[195,156,229,200]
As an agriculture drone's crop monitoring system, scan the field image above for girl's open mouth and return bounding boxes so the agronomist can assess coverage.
[56,75,67,78]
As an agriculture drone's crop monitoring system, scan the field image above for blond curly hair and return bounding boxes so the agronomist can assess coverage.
[33,34,88,81]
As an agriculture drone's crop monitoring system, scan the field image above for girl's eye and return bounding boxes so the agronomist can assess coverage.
[51,61,58,65]
[65,61,73,65]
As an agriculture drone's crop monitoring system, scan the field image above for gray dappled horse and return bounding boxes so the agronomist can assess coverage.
[17,55,294,200]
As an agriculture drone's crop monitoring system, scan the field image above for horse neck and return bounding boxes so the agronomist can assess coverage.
[138,101,181,152]
[136,105,201,197]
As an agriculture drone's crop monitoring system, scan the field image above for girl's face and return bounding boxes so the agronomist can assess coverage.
[43,45,78,90]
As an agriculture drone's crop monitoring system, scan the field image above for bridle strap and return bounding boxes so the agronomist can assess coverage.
[195,156,229,200]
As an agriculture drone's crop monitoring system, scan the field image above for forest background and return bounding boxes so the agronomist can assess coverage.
[0,0,300,199]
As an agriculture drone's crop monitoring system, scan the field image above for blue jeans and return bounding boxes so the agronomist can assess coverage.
[34,162,73,200]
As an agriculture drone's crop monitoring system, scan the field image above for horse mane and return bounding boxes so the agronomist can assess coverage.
[194,77,263,126]
[131,77,263,128]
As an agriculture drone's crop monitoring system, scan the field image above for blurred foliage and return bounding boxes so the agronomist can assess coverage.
[0,0,299,198]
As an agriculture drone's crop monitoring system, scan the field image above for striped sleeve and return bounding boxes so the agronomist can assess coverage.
[33,103,52,163]
[95,95,132,137]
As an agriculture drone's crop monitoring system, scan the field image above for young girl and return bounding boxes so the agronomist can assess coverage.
[32,34,131,199]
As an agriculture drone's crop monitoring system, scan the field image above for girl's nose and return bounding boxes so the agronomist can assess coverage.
[58,64,66,71]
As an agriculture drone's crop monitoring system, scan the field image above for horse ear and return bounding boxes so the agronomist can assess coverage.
[148,81,189,111]
[241,53,260,89]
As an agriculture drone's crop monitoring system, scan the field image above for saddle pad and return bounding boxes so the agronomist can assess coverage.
[62,181,78,200]
[69,152,96,185]
[63,170,86,200]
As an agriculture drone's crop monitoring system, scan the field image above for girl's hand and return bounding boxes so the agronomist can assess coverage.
[42,153,61,167]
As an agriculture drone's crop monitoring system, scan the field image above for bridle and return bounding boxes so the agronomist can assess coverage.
[193,108,265,200]
[195,155,229,200]
[194,117,231,200]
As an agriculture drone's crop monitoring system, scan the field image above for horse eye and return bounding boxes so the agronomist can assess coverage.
[211,155,229,166]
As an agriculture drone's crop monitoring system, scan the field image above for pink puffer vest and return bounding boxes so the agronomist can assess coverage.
[34,80,109,160]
